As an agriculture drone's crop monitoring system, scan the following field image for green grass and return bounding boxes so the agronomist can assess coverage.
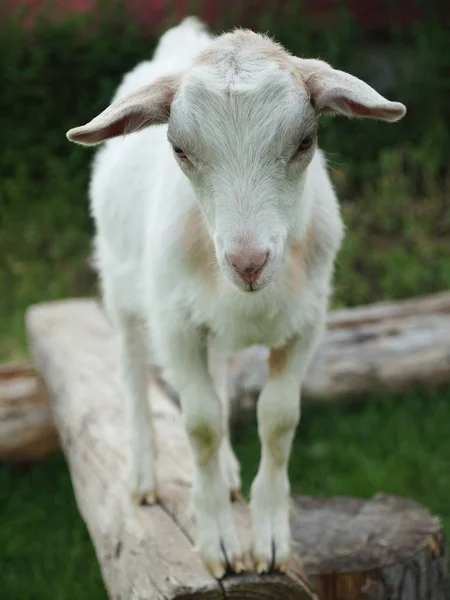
[1,386,449,600]
[0,197,95,361]
[0,455,106,600]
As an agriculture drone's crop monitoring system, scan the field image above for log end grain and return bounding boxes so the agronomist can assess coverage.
[0,363,59,461]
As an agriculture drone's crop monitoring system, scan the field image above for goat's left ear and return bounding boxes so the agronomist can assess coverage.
[66,73,181,146]
[296,59,406,122]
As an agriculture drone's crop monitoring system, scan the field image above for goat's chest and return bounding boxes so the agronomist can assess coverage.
[189,280,321,351]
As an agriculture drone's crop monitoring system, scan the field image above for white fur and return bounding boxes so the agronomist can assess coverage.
[67,17,405,577]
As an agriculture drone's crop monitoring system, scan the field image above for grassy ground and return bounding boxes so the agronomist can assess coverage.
[0,456,106,600]
[1,4,449,599]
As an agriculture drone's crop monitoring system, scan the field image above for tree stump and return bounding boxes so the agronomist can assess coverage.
[293,495,447,599]
[26,299,448,599]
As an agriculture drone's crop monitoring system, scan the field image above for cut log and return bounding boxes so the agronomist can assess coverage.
[293,495,448,600]
[0,363,58,461]
[26,299,448,600]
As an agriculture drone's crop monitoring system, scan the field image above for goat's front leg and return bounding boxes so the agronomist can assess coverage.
[156,326,243,578]
[250,325,323,573]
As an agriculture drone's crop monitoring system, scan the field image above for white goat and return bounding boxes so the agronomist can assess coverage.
[67,17,406,578]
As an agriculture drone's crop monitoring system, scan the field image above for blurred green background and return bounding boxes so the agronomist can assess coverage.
[0,1,449,598]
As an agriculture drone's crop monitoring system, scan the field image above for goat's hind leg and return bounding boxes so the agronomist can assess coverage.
[118,312,156,504]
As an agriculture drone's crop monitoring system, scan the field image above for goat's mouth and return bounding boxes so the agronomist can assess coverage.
[236,263,272,293]
[234,257,268,287]
[247,282,263,292]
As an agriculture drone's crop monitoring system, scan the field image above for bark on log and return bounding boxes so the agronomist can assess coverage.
[26,299,448,600]
[0,363,58,461]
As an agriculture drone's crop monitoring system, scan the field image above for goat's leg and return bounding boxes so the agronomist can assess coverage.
[118,313,156,504]
[155,326,243,578]
[208,344,241,496]
[250,324,323,573]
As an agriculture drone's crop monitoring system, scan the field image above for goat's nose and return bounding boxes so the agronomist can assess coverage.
[227,249,269,284]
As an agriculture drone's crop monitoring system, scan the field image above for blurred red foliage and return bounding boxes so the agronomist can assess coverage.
[2,0,425,32]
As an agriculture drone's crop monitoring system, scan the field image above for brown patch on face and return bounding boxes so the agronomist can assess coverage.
[289,222,318,292]
[289,238,307,292]
[269,338,296,378]
[182,206,218,285]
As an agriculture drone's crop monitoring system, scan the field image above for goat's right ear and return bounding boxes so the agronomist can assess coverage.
[66,74,181,146]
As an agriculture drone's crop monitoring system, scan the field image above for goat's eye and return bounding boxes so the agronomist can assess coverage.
[173,145,187,159]
[298,136,313,151]
[290,135,314,161]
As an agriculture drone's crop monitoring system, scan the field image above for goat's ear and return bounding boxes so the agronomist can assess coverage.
[296,59,406,122]
[66,74,181,146]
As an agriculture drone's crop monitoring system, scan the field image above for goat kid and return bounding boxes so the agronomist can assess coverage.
[67,17,406,578]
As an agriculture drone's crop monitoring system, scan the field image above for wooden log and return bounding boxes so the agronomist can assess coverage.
[293,495,447,600]
[26,299,313,599]
[0,363,59,461]
[26,299,448,600]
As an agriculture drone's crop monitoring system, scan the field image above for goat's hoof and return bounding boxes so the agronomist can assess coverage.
[205,560,226,580]
[252,540,291,574]
[193,480,244,579]
[201,553,246,579]
[254,557,289,575]
[255,558,270,574]
[232,559,246,574]
[250,480,291,574]
[143,489,157,505]
[277,561,289,574]
[131,489,157,506]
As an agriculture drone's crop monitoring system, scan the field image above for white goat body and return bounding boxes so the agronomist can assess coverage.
[67,17,406,577]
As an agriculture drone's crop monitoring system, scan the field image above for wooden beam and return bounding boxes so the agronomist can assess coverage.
[0,363,58,461]
[26,300,311,599]
[26,299,448,599]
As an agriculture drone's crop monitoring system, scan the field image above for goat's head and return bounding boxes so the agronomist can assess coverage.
[67,29,406,293]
